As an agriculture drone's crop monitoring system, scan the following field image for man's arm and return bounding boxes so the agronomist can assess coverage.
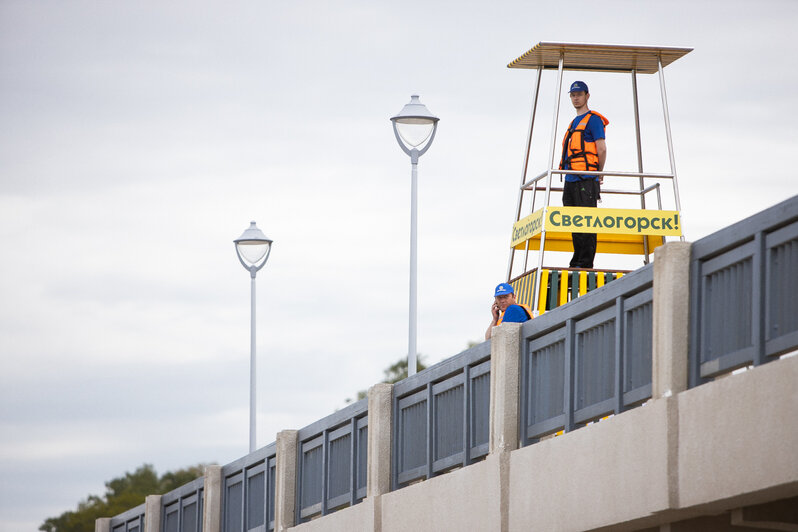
[595,138,607,184]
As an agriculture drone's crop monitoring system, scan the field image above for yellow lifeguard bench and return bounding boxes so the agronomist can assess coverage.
[505,42,692,314]
[511,268,628,316]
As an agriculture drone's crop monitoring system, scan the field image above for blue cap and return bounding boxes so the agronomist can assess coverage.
[494,283,514,297]
[569,81,589,93]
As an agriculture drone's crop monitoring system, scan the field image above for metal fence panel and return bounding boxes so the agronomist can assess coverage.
[623,288,653,405]
[356,417,368,499]
[574,305,616,423]
[392,342,491,489]
[525,328,567,438]
[183,495,200,532]
[110,503,145,532]
[162,476,204,532]
[165,505,178,532]
[699,242,756,373]
[396,388,428,485]
[521,264,653,446]
[327,425,352,509]
[295,398,367,523]
[267,458,276,530]
[766,219,798,356]
[432,374,465,472]
[221,442,277,532]
[689,195,798,385]
[165,505,179,532]
[246,464,266,530]
[469,360,491,457]
[299,435,323,518]
[224,472,243,532]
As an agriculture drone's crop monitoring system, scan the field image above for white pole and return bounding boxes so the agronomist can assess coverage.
[507,67,543,281]
[657,55,685,241]
[532,54,565,315]
[249,272,257,453]
[408,153,419,376]
[632,70,650,263]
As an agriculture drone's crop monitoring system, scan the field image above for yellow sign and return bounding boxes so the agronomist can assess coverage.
[511,208,545,248]
[511,207,681,248]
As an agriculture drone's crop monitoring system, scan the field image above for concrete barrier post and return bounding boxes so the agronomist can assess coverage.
[275,429,298,531]
[489,322,522,453]
[367,382,393,497]
[94,517,111,532]
[144,494,162,532]
[202,465,222,532]
[652,241,692,398]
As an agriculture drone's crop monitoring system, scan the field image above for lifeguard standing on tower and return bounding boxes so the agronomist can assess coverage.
[560,80,609,269]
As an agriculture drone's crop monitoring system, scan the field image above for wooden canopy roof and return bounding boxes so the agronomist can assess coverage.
[508,42,693,74]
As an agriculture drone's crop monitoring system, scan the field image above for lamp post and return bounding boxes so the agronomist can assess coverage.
[390,95,439,377]
[234,221,273,453]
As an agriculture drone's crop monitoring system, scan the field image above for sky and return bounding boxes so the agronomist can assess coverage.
[1,0,796,529]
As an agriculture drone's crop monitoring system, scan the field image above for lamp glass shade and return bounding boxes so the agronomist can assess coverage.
[236,241,271,265]
[395,121,434,148]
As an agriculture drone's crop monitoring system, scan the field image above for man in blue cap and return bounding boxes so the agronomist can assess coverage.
[485,283,532,340]
[559,80,609,269]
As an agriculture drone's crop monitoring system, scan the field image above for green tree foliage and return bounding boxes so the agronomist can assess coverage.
[380,356,427,384]
[40,463,207,532]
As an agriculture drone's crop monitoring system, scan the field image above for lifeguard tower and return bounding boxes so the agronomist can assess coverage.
[505,42,692,315]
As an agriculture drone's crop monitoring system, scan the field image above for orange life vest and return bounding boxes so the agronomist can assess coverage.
[497,304,533,325]
[559,111,609,174]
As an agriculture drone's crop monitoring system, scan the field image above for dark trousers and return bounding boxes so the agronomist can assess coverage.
[563,179,598,268]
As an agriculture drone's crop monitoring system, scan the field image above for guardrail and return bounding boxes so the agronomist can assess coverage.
[296,398,368,523]
[221,441,277,532]
[162,476,204,532]
[103,195,798,532]
[519,263,653,444]
[392,341,491,489]
[689,196,798,386]
[110,502,145,532]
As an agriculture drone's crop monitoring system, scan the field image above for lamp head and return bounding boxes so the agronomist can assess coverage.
[234,221,273,273]
[391,95,439,154]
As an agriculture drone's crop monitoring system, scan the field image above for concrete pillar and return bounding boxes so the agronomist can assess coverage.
[202,465,222,532]
[652,241,692,399]
[144,494,162,532]
[94,517,110,532]
[489,322,522,453]
[367,382,393,497]
[275,429,298,532]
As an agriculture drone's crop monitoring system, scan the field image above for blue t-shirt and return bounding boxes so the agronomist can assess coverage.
[564,112,606,182]
[501,304,530,324]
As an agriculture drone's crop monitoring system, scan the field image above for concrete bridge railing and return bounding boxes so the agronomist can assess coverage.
[99,194,798,532]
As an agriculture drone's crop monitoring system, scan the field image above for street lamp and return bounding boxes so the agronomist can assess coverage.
[391,95,439,377]
[234,221,273,453]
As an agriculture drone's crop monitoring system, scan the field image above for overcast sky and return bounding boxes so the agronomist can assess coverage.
[1,1,796,529]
